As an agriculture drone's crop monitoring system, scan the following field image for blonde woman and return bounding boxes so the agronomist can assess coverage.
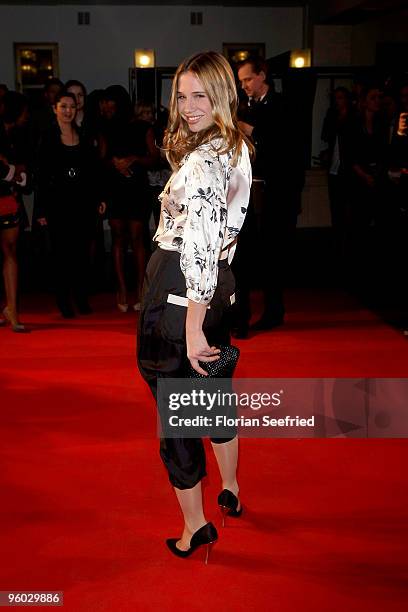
[137,51,253,561]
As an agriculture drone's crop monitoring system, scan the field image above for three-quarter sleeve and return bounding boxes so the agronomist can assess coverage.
[180,149,228,304]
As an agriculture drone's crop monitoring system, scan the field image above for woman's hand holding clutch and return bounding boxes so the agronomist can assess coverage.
[186,329,220,376]
[186,300,220,375]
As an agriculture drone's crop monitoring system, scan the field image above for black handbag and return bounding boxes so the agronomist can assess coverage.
[185,344,240,378]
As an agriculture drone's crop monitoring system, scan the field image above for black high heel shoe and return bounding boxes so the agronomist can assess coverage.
[166,522,218,564]
[218,489,243,527]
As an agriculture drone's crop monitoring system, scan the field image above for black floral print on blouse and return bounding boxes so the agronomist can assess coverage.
[154,139,252,304]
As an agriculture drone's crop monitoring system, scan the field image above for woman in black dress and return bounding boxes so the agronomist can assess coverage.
[100,87,159,312]
[348,85,388,226]
[35,91,106,318]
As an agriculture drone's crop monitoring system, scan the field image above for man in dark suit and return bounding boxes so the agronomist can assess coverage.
[232,58,302,336]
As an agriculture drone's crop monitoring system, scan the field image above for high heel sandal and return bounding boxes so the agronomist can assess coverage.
[2,307,29,333]
[116,293,128,313]
[166,522,218,564]
[218,489,242,527]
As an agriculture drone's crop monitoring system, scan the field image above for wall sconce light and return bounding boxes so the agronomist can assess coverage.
[134,49,155,68]
[232,50,250,63]
[290,49,311,68]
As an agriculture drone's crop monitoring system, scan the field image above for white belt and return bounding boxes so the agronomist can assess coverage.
[167,293,235,307]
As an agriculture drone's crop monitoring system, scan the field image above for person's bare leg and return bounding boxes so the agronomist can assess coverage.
[211,437,241,509]
[1,227,20,324]
[109,219,127,304]
[174,482,207,551]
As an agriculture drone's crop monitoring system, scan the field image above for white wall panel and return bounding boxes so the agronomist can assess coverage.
[0,4,303,90]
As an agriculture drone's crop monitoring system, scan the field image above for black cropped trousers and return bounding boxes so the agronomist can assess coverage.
[137,247,236,490]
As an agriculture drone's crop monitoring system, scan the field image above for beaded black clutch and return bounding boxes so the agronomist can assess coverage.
[186,344,240,378]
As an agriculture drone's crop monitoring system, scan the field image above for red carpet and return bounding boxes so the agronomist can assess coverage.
[1,289,407,611]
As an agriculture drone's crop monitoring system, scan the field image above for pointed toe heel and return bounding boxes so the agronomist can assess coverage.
[166,522,218,564]
[218,489,243,526]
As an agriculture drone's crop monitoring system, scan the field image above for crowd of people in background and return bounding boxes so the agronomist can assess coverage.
[0,65,407,333]
[320,77,408,330]
[0,77,170,327]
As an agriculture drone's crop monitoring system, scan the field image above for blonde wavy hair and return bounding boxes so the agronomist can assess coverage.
[163,51,254,169]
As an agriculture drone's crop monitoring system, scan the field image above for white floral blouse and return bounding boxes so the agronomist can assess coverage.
[154,139,252,304]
